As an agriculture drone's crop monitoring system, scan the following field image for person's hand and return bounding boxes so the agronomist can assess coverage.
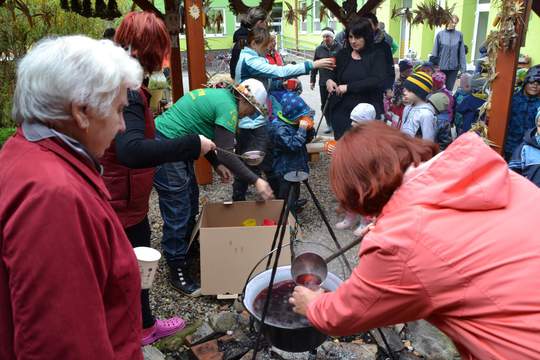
[326,79,338,94]
[310,82,315,91]
[215,164,232,183]
[314,58,335,70]
[255,178,274,200]
[289,286,325,316]
[299,119,310,130]
[198,135,216,157]
[336,84,348,95]
[325,140,336,155]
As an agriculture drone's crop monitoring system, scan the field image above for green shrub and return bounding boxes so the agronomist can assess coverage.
[0,127,16,148]
[0,0,133,128]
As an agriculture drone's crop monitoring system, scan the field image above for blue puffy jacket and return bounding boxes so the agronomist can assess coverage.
[504,89,540,159]
[268,117,314,177]
[509,127,540,187]
[235,48,314,129]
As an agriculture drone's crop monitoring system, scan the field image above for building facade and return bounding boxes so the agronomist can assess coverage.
[153,0,540,67]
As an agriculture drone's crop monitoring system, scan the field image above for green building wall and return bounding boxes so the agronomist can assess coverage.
[153,0,540,66]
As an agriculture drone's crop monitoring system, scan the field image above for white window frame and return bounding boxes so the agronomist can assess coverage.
[204,8,227,38]
[312,0,321,33]
[471,2,490,62]
[299,0,308,34]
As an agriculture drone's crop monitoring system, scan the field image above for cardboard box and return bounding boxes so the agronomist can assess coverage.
[196,200,293,296]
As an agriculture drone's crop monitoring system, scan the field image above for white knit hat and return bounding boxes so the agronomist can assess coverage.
[350,103,376,123]
[321,29,335,38]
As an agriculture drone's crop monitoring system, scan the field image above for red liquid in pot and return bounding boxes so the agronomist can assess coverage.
[253,280,311,328]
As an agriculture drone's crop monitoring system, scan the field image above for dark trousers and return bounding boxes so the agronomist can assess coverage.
[125,216,155,329]
[319,85,332,128]
[233,126,279,201]
[442,70,459,92]
[277,178,301,216]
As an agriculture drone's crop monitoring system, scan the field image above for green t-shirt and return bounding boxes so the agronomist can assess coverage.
[155,88,238,139]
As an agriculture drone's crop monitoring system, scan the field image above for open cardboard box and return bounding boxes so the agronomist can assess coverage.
[192,200,293,296]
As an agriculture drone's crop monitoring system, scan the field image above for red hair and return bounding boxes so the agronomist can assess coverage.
[115,11,170,73]
[330,122,439,216]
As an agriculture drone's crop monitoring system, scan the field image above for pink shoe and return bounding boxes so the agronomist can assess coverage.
[141,317,186,346]
[335,212,358,230]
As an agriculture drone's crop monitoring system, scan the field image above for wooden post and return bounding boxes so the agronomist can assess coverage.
[183,0,212,184]
[164,0,184,102]
[487,0,532,155]
[184,0,207,90]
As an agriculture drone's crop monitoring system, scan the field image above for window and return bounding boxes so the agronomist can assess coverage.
[328,15,337,30]
[313,0,321,33]
[299,0,308,33]
[204,8,226,37]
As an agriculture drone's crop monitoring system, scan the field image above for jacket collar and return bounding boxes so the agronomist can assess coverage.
[17,126,111,200]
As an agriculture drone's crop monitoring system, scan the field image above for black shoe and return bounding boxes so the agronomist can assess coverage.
[169,265,201,297]
[295,198,308,208]
[323,127,333,134]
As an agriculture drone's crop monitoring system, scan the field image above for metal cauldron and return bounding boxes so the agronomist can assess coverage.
[243,265,342,352]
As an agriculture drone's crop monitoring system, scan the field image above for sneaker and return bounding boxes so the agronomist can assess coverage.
[335,213,358,230]
[353,223,367,237]
[142,317,186,346]
[169,265,201,297]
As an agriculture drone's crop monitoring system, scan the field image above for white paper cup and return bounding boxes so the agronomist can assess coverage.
[134,247,161,289]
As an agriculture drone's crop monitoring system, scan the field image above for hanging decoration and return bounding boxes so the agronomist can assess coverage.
[59,0,121,20]
[189,4,200,20]
[227,0,275,16]
[476,0,525,135]
[392,0,454,30]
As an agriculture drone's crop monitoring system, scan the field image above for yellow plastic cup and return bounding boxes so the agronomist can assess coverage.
[242,218,257,227]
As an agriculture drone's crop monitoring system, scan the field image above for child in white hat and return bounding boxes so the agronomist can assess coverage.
[333,103,376,235]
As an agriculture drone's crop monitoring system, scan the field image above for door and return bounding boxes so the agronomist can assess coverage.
[472,1,490,61]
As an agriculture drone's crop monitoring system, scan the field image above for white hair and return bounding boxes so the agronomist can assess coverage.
[12,35,143,125]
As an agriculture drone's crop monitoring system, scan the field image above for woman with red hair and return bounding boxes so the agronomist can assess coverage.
[100,11,215,345]
[290,122,540,358]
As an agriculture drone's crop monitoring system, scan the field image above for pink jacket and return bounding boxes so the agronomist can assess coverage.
[308,133,540,359]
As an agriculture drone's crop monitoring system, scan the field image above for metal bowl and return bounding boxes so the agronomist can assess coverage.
[242,150,265,166]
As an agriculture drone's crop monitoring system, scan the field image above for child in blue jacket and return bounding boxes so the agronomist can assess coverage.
[268,92,315,209]
[509,108,540,187]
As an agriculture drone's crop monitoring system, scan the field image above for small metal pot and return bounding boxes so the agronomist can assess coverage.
[243,265,342,352]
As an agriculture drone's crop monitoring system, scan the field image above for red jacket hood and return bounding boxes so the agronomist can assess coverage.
[383,133,510,214]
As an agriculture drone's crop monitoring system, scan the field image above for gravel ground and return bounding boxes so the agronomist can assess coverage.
[147,154,362,324]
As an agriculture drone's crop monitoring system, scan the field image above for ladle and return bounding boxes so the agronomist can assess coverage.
[290,224,373,286]
[215,147,265,166]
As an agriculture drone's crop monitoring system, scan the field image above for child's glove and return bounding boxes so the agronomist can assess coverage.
[324,140,337,155]
[299,116,314,130]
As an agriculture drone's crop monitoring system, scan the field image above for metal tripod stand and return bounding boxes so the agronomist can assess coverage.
[251,170,352,359]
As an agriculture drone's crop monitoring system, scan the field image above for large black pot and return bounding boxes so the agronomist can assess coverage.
[243,265,342,353]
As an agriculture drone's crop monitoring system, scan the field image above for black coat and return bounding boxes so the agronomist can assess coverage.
[230,26,249,79]
[328,46,386,139]
[310,41,342,86]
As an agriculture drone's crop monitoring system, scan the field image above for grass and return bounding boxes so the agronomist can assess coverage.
[0,127,16,148]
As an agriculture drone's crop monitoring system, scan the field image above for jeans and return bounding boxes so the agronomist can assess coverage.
[153,159,199,268]
[124,216,155,329]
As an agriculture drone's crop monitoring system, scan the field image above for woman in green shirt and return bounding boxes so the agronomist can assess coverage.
[153,78,273,296]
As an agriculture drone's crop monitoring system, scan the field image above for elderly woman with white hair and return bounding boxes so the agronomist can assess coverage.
[0,36,144,359]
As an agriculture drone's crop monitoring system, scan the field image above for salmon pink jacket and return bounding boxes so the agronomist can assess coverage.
[308,133,540,359]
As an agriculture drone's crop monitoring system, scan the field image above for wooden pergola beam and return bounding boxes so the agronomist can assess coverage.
[132,0,164,18]
[358,0,384,16]
[488,0,533,154]
[320,0,346,24]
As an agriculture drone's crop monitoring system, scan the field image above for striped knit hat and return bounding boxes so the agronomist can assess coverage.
[404,71,433,101]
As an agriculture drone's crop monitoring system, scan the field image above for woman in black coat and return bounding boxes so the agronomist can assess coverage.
[326,17,386,139]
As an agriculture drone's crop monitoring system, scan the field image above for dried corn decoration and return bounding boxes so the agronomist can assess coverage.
[480,0,525,121]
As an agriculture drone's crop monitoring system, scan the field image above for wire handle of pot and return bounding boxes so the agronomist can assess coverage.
[240,239,336,299]
[240,242,291,299]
